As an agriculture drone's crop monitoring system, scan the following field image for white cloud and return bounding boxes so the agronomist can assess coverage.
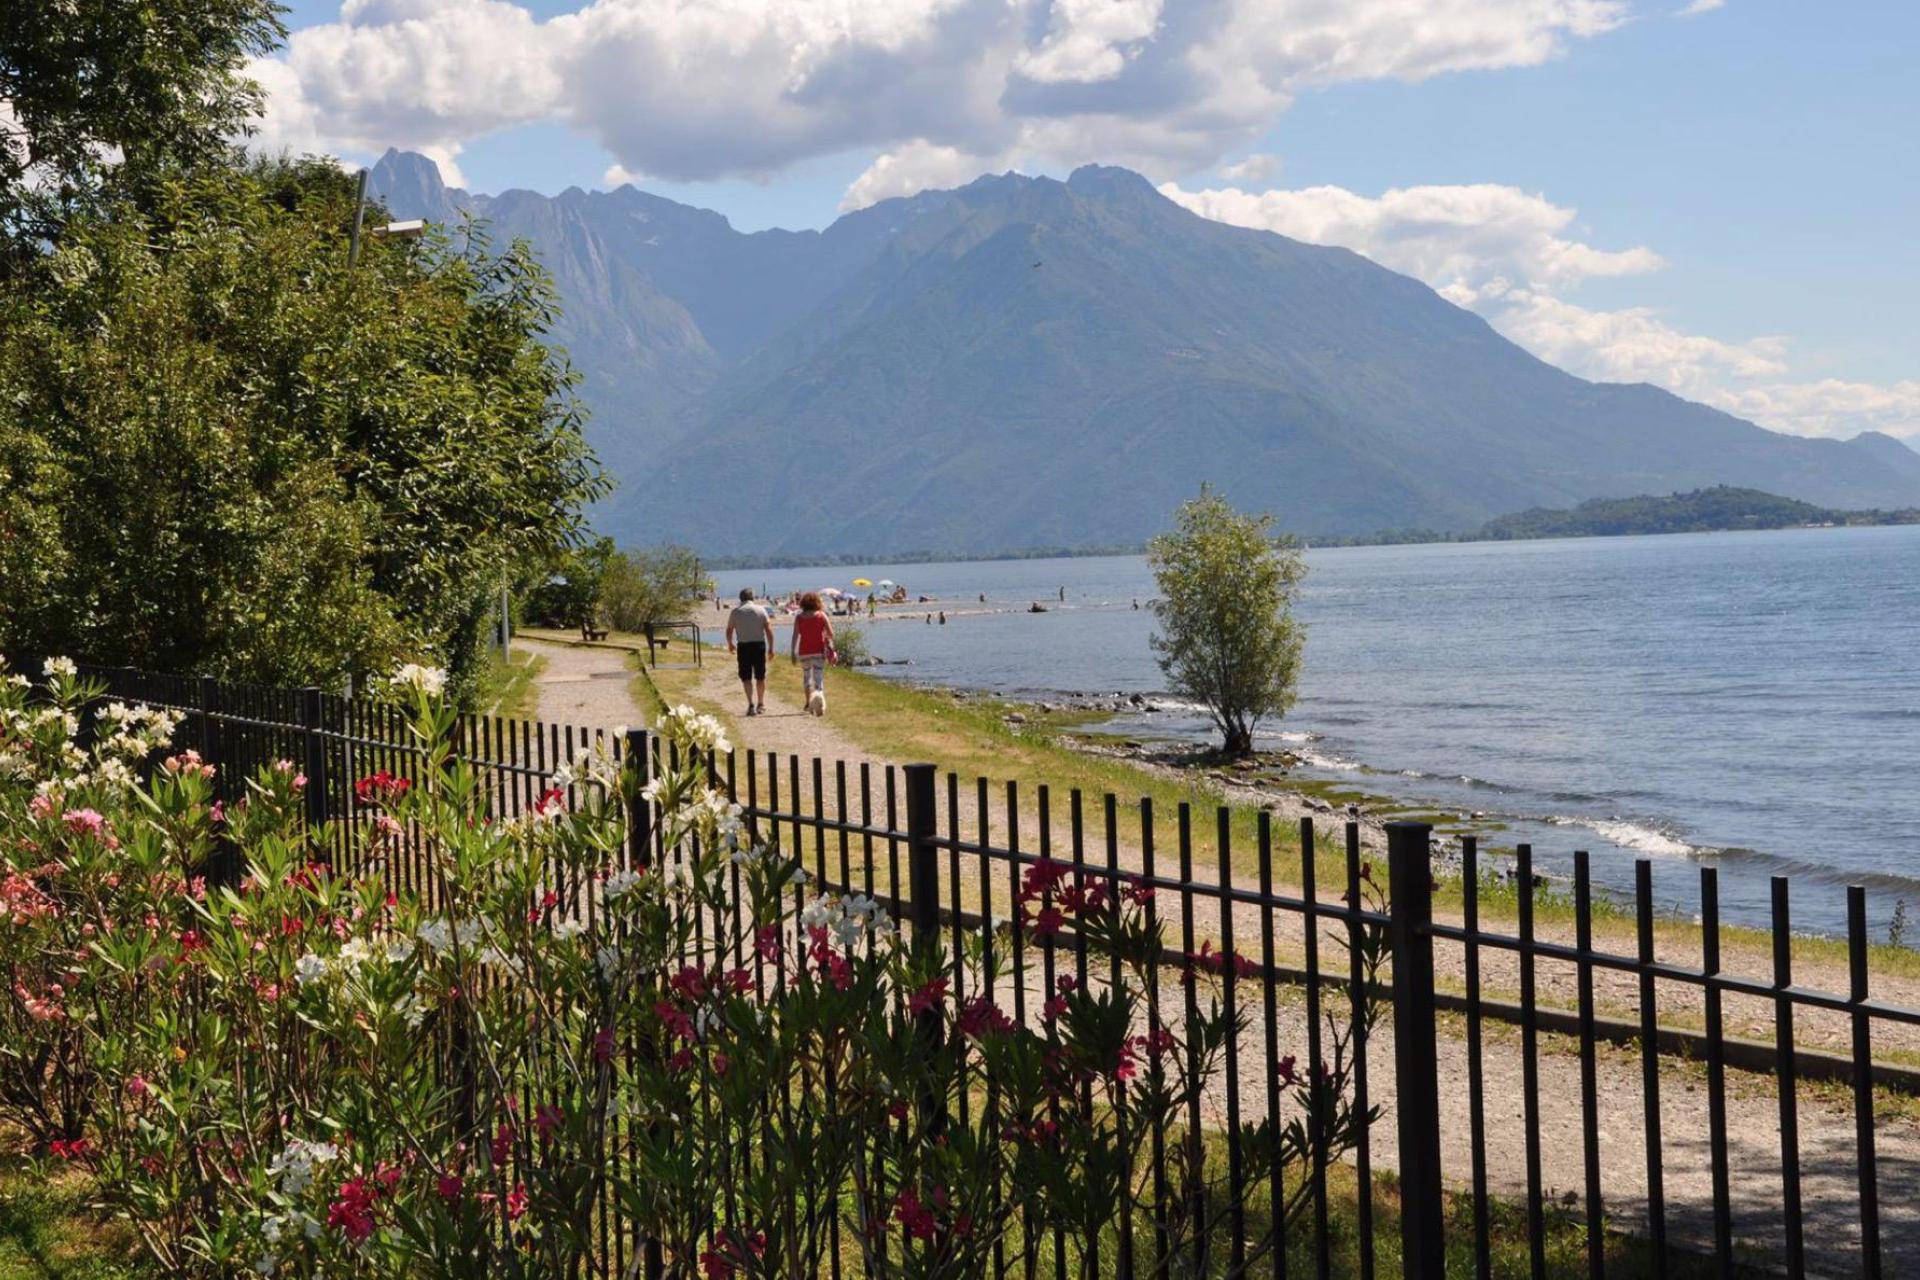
[1220,152,1283,184]
[1161,179,1663,295]
[1016,0,1164,85]
[840,142,1016,212]
[1678,0,1725,15]
[1162,176,1919,442]
[251,0,1628,192]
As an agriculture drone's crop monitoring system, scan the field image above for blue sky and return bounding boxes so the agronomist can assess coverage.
[260,0,1917,440]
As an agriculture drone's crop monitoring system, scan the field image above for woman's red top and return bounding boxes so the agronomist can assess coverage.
[795,612,832,657]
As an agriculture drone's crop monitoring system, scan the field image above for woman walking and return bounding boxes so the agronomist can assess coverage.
[791,592,836,716]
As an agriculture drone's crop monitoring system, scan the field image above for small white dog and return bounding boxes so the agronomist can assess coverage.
[807,689,827,717]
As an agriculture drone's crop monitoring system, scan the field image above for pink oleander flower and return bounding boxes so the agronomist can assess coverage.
[907,977,949,1015]
[436,1172,464,1204]
[62,809,106,836]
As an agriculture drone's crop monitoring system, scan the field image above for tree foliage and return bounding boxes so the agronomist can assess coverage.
[599,545,706,632]
[0,159,603,696]
[1147,488,1305,756]
[0,0,284,257]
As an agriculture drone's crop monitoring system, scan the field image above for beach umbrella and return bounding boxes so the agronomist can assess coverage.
[852,578,872,587]
[877,579,897,589]
[820,587,843,597]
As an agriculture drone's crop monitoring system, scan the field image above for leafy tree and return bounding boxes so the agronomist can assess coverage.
[524,536,616,630]
[0,159,603,698]
[1,0,284,259]
[599,545,706,632]
[1147,487,1305,756]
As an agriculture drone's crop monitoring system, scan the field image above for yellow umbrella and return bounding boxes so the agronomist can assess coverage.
[852,578,873,587]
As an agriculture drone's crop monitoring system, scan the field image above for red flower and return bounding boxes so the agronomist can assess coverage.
[593,1027,617,1064]
[668,1048,696,1073]
[327,1177,378,1243]
[1019,858,1070,904]
[906,977,948,1015]
[1031,906,1064,938]
[654,1000,695,1041]
[505,1183,528,1221]
[1277,1055,1299,1087]
[712,1052,730,1076]
[725,967,751,994]
[436,1172,464,1204]
[887,1099,910,1122]
[1126,876,1155,905]
[669,965,708,1001]
[535,1103,563,1144]
[956,997,1014,1038]
[178,929,208,955]
[353,771,412,807]
[47,1138,91,1160]
[1043,996,1070,1022]
[755,925,782,961]
[894,1188,938,1241]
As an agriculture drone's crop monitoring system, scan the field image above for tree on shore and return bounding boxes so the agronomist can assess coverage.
[1147,487,1305,757]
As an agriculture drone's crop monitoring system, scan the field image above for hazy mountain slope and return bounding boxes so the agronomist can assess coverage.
[370,152,1920,555]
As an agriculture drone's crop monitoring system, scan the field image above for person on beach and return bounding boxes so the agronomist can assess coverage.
[726,588,773,716]
[791,592,835,715]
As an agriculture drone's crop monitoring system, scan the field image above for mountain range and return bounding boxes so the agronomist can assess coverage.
[371,150,1920,557]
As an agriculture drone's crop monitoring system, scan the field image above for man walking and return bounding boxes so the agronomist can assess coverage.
[726,588,773,716]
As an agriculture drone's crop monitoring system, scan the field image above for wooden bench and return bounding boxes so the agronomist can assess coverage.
[580,623,609,642]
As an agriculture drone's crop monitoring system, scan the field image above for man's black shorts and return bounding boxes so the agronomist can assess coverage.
[735,641,767,682]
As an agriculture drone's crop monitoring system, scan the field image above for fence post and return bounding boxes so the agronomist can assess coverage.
[299,686,328,829]
[622,728,664,1280]
[1386,821,1445,1279]
[903,762,945,1131]
[197,676,221,775]
[624,728,652,871]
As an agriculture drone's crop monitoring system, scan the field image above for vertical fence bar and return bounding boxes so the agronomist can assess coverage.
[1517,845,1546,1280]
[1217,807,1245,1272]
[1574,853,1605,1279]
[1343,821,1375,1280]
[1462,837,1491,1280]
[624,728,663,1280]
[1385,822,1443,1280]
[1699,867,1733,1276]
[1773,876,1805,1280]
[1257,813,1285,1280]
[904,763,943,1134]
[300,687,327,831]
[1302,819,1329,1280]
[1635,860,1668,1278]
[1848,886,1881,1279]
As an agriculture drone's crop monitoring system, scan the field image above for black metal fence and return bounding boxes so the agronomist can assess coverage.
[46,661,1920,1277]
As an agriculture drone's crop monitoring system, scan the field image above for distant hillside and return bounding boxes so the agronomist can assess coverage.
[1478,487,1920,541]
[371,151,1920,558]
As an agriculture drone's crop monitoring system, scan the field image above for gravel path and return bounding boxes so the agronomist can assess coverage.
[514,634,1920,1273]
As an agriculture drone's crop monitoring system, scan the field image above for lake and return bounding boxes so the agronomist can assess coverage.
[713,526,1920,934]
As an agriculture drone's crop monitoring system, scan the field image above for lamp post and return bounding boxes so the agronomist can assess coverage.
[347,167,425,268]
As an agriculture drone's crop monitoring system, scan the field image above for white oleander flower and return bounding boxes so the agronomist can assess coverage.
[43,657,76,679]
[267,1140,339,1196]
[389,663,448,696]
[596,945,620,979]
[553,918,586,940]
[293,953,330,988]
[604,870,643,901]
[549,763,576,790]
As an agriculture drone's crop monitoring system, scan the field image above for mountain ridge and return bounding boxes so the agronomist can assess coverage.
[369,150,1920,555]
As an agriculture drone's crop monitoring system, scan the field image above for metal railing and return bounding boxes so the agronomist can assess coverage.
[50,660,1920,1277]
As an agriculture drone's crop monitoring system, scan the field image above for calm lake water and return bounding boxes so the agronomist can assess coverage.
[714,526,1920,934]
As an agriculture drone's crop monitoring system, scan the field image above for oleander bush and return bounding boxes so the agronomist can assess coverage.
[0,654,1384,1278]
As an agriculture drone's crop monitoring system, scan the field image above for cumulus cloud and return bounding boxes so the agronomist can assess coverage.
[1220,152,1283,184]
[251,0,1626,191]
[1161,179,1663,295]
[1678,0,1725,14]
[1162,176,1918,442]
[839,142,1015,211]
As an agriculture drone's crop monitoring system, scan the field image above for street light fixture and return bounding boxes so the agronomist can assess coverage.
[346,169,426,268]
